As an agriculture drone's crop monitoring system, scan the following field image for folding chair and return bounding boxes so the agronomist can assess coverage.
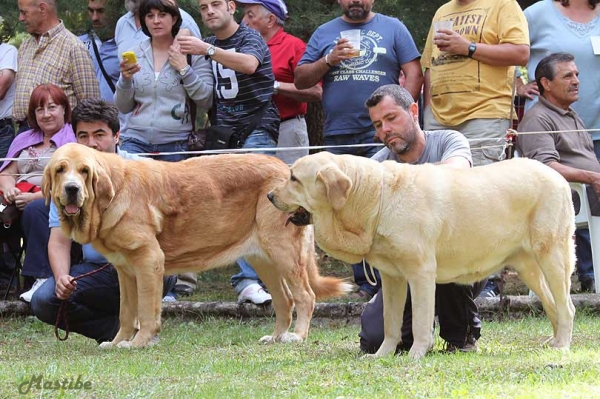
[570,183,600,293]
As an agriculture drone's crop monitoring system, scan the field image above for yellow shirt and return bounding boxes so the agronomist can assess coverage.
[421,0,529,126]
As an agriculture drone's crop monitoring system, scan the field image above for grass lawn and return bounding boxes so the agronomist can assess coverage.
[1,312,600,398]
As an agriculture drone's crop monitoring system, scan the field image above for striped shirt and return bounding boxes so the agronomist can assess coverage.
[205,23,279,139]
[13,21,100,122]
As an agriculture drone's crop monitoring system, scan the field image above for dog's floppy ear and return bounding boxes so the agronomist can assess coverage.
[91,162,115,212]
[41,162,54,206]
[317,164,352,211]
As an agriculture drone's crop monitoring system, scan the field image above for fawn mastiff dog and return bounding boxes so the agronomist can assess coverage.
[268,152,576,359]
[43,143,351,349]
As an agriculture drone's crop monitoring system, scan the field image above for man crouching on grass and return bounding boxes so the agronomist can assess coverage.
[30,99,176,344]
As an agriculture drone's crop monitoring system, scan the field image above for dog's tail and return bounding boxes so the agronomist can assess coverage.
[307,256,354,299]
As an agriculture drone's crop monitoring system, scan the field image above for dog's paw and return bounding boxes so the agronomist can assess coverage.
[98,341,115,350]
[259,335,275,344]
[279,332,303,343]
[549,338,570,350]
[116,340,133,349]
[408,346,428,360]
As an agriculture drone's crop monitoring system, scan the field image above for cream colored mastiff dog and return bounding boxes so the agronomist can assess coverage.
[268,152,576,359]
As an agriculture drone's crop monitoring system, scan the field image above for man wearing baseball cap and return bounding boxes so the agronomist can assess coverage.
[239,0,322,165]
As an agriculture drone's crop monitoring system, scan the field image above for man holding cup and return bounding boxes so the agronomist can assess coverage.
[422,0,529,167]
[294,0,423,301]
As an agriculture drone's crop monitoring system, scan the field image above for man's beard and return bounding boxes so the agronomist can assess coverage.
[343,4,370,21]
[386,124,417,155]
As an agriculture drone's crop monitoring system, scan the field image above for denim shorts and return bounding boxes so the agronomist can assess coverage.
[120,137,188,162]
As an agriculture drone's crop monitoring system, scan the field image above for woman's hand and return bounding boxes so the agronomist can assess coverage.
[120,59,141,81]
[14,191,36,210]
[168,44,187,72]
[2,186,21,204]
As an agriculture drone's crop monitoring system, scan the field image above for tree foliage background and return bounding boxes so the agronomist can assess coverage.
[0,0,536,144]
[0,0,452,50]
[1,0,537,49]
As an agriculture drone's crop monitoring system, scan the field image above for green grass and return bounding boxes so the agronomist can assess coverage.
[1,313,600,398]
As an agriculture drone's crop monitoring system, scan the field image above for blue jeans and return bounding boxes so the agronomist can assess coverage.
[30,262,121,343]
[575,228,594,281]
[120,137,188,162]
[242,129,277,155]
[31,264,177,343]
[21,199,52,279]
[231,130,277,291]
[0,123,15,159]
[231,258,264,294]
[323,130,380,158]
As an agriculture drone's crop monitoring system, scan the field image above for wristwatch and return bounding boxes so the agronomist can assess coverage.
[206,45,217,57]
[273,81,280,94]
[178,65,190,76]
[467,42,477,58]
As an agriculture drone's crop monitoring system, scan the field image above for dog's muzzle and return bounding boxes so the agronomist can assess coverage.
[285,207,312,226]
[62,184,82,216]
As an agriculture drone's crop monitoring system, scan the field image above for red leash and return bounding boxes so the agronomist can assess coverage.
[54,263,112,341]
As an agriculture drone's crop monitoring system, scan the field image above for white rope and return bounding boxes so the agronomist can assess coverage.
[362,163,386,287]
[1,126,597,166]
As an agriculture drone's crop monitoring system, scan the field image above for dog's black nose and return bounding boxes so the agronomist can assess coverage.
[267,192,274,202]
[65,185,79,196]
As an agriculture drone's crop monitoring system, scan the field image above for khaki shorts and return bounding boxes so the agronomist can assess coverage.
[423,106,510,167]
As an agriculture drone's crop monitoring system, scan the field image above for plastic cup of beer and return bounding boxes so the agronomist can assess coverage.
[340,29,361,58]
[434,20,453,33]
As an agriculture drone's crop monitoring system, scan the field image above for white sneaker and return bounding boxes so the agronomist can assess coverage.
[238,283,272,305]
[19,278,48,303]
[162,293,177,303]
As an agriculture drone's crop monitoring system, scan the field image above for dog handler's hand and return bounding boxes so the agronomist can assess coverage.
[55,275,76,300]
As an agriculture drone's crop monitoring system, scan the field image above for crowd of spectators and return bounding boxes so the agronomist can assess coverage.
[0,0,597,351]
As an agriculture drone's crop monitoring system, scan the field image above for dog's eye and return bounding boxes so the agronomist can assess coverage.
[81,167,89,175]
[290,174,298,182]
[56,166,64,174]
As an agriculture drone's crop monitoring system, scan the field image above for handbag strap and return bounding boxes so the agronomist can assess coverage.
[90,32,116,93]
[237,100,272,143]
[185,55,198,130]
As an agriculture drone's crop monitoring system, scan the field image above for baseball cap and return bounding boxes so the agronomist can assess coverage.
[237,0,288,21]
